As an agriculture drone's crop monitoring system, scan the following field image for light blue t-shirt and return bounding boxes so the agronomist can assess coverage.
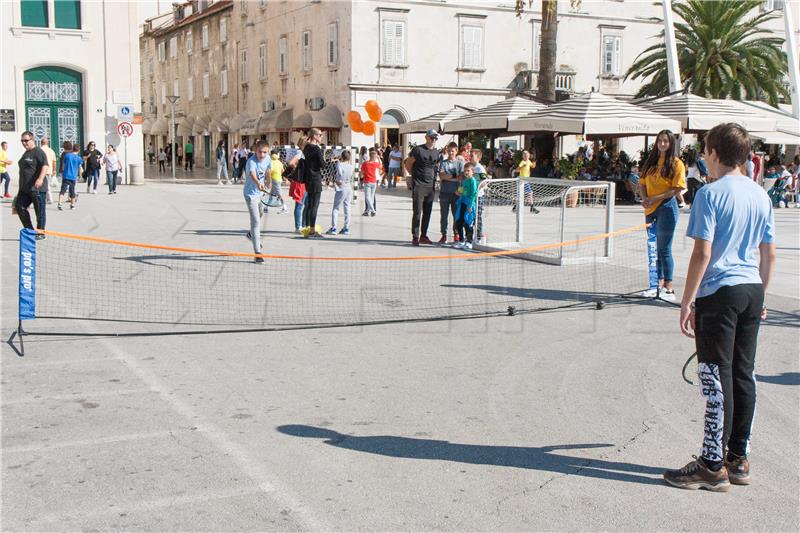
[686,174,775,298]
[243,155,271,198]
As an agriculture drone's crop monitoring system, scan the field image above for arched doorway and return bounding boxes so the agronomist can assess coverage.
[379,109,405,147]
[24,66,83,151]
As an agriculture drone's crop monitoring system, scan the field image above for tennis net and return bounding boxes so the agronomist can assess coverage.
[18,224,649,335]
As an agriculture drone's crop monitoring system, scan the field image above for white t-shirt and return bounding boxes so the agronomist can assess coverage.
[103,153,120,171]
[388,149,402,169]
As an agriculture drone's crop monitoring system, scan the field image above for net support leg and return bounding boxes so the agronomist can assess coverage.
[17,320,25,357]
[605,182,615,259]
[516,179,523,243]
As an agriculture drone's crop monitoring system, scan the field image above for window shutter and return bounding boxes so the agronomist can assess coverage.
[613,37,621,75]
[382,21,393,64]
[188,78,193,101]
[394,22,404,65]
[173,79,179,97]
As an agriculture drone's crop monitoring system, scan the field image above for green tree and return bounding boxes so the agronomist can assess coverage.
[626,0,788,105]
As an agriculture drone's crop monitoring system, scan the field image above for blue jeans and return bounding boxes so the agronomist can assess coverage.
[106,170,118,193]
[294,192,307,229]
[363,183,376,213]
[87,168,100,190]
[646,197,678,282]
[0,172,9,195]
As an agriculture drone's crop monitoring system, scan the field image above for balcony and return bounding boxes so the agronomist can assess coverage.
[520,69,577,93]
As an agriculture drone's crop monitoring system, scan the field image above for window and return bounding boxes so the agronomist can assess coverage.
[158,41,166,62]
[201,24,209,49]
[762,0,785,10]
[187,77,194,101]
[259,0,267,7]
[219,18,227,42]
[169,36,178,59]
[259,43,267,80]
[240,49,248,82]
[186,30,193,54]
[161,82,166,104]
[460,25,483,69]
[202,72,209,98]
[279,36,288,75]
[54,0,81,29]
[602,35,621,76]
[21,0,48,27]
[302,31,312,71]
[327,22,338,66]
[531,21,541,70]
[220,69,228,96]
[148,59,154,75]
[381,20,405,66]
[240,0,248,12]
[172,79,179,98]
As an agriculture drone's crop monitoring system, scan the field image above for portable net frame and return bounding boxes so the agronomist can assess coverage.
[475,178,615,265]
[16,224,650,346]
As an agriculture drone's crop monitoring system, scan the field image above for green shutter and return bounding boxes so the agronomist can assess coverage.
[21,0,49,28]
[54,0,81,30]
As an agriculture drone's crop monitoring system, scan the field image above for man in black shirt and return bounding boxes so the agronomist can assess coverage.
[15,131,49,234]
[303,127,326,238]
[404,129,440,246]
[82,141,102,194]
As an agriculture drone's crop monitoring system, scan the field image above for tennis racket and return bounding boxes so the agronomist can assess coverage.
[682,352,699,385]
[260,192,282,209]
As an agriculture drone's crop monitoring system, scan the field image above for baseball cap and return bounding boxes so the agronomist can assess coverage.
[425,129,440,139]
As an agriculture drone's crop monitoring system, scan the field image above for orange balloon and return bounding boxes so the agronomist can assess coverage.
[347,111,361,128]
[364,99,378,114]
[366,105,382,123]
[351,119,364,133]
[362,120,376,136]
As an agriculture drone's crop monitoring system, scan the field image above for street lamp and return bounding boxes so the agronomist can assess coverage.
[166,95,180,182]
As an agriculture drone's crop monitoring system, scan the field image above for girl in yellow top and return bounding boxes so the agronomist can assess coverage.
[269,152,288,214]
[639,129,686,301]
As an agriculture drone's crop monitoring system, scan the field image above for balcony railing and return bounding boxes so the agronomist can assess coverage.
[520,69,577,93]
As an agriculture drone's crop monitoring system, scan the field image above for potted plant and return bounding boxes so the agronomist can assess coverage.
[557,157,582,207]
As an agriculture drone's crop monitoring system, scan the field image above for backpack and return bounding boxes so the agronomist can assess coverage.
[285,156,305,184]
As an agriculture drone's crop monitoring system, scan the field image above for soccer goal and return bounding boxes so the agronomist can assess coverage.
[474,177,616,265]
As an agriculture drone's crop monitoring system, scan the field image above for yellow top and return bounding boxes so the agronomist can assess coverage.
[517,160,533,178]
[40,145,56,173]
[642,156,686,216]
[270,158,284,182]
[0,149,7,173]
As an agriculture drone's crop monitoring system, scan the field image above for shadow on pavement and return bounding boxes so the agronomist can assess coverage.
[756,372,800,386]
[277,425,663,486]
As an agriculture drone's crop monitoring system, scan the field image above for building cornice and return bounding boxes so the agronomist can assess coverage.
[349,83,513,97]
[10,26,91,41]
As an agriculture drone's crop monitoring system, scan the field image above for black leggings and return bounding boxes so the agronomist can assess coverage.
[14,190,41,230]
[305,185,322,231]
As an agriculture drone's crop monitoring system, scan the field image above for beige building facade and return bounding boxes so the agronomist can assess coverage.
[140,0,798,167]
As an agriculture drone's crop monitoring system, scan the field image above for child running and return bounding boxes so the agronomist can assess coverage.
[269,151,288,214]
[327,151,354,235]
[453,162,478,249]
[58,143,82,210]
[514,150,540,214]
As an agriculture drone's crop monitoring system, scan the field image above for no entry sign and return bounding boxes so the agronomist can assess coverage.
[117,122,134,137]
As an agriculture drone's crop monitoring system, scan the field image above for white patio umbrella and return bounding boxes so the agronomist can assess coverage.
[508,92,681,137]
[637,93,775,133]
[443,96,548,133]
[399,105,475,134]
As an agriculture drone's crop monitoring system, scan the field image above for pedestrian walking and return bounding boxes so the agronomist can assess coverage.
[39,138,56,205]
[327,150,354,235]
[157,148,166,173]
[405,129,440,246]
[184,138,195,171]
[82,141,102,194]
[14,131,49,235]
[58,144,82,211]
[0,141,13,198]
[665,123,776,492]
[215,140,229,184]
[103,144,121,194]
[639,129,686,301]
[387,143,402,189]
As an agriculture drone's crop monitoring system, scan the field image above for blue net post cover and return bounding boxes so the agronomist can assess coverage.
[19,228,36,321]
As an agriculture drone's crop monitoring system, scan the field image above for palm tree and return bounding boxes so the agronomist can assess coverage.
[626,0,788,105]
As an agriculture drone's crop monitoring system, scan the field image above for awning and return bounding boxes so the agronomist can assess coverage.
[259,108,294,132]
[750,130,800,145]
[509,92,682,137]
[176,116,195,136]
[637,94,775,133]
[228,112,255,133]
[443,97,548,133]
[141,118,154,134]
[240,116,260,136]
[730,100,800,135]
[150,117,168,135]
[192,115,212,134]
[292,105,343,130]
[210,113,230,133]
[399,105,475,134]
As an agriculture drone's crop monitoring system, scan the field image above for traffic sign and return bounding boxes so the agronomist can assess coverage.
[117,105,134,121]
[117,122,134,137]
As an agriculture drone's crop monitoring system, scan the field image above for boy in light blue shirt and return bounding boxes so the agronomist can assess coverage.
[243,140,271,262]
[665,123,776,492]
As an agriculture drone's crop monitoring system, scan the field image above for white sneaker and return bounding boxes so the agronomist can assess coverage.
[464,242,473,250]
[659,289,677,302]
[453,241,466,249]
[92,189,97,194]
[637,288,658,298]
[280,206,288,214]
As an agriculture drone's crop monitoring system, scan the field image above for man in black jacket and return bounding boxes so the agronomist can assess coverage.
[303,128,325,238]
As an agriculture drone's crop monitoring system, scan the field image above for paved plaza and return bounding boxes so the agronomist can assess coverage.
[1,171,798,531]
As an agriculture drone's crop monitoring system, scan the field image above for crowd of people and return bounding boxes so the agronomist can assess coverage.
[7,132,124,239]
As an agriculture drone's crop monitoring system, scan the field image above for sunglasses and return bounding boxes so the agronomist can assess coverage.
[21,138,33,143]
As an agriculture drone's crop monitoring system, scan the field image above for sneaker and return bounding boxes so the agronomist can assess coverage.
[92,189,97,195]
[57,204,63,210]
[659,289,677,302]
[325,227,337,235]
[412,236,420,247]
[453,234,460,243]
[363,211,370,216]
[295,227,303,234]
[637,288,658,298]
[280,206,288,214]
[370,211,376,217]
[663,457,730,492]
[437,235,447,244]
[339,227,350,235]
[35,233,46,241]
[308,232,324,239]
[464,242,473,250]
[254,256,265,264]
[4,192,12,198]
[70,204,75,210]
[678,202,687,208]
[725,455,750,486]
[453,241,465,249]
[246,231,252,241]
[419,236,433,245]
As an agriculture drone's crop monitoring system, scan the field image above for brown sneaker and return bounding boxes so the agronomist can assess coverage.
[725,455,750,485]
[437,234,447,244]
[419,235,433,245]
[663,456,730,492]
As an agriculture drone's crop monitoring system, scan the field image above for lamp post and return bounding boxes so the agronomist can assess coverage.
[166,95,180,182]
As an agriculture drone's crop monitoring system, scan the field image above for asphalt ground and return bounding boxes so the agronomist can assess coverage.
[1,175,798,531]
